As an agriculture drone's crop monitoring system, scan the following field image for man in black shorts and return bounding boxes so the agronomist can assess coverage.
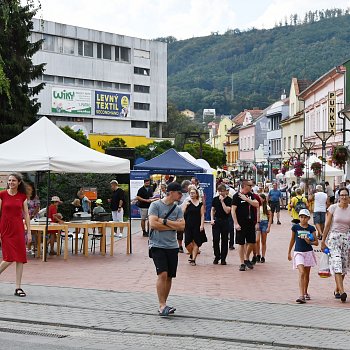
[148,182,185,316]
[231,179,259,271]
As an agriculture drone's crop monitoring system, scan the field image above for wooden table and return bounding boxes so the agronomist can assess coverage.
[65,221,106,256]
[30,223,69,261]
[103,221,131,256]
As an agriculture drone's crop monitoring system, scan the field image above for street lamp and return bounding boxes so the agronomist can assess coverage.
[314,131,333,190]
[293,147,305,161]
[302,141,315,196]
[338,104,350,144]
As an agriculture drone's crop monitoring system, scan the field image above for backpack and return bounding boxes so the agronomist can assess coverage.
[295,196,307,213]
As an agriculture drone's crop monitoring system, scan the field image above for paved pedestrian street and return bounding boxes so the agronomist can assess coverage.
[0,210,349,349]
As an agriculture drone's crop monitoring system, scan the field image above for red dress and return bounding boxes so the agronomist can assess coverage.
[0,190,27,263]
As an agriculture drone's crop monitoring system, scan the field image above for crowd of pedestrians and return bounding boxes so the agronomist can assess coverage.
[141,175,350,314]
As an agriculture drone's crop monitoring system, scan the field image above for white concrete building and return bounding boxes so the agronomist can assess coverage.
[30,19,167,137]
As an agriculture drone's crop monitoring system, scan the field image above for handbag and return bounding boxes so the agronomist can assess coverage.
[318,252,331,278]
[148,204,177,258]
[200,229,208,243]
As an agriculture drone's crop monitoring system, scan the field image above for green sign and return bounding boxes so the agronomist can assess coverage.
[52,88,91,114]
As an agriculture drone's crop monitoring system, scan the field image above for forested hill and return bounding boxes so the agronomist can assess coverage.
[164,10,350,116]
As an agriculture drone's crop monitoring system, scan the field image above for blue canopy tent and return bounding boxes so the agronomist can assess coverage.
[133,148,204,174]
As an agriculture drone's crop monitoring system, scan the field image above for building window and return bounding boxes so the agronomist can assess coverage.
[131,121,148,128]
[134,49,150,59]
[103,44,111,59]
[134,84,150,93]
[63,77,75,85]
[43,74,55,82]
[78,40,93,57]
[134,66,150,76]
[58,37,75,54]
[103,81,113,88]
[57,76,64,83]
[77,78,84,86]
[288,136,291,150]
[97,43,102,58]
[43,34,55,51]
[120,46,130,62]
[115,46,119,61]
[283,137,286,151]
[294,135,297,148]
[134,102,150,110]
[84,79,94,87]
[119,83,131,92]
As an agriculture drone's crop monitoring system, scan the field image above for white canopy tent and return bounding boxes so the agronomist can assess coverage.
[285,155,343,179]
[0,117,130,173]
[178,152,215,174]
[0,117,130,259]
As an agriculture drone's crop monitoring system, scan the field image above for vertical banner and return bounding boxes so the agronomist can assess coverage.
[195,173,215,221]
[130,170,150,219]
[328,91,336,135]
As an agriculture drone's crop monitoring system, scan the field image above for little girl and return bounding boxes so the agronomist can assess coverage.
[288,209,318,303]
[256,193,272,263]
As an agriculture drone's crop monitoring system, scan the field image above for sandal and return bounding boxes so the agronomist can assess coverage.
[14,288,26,297]
[334,291,341,299]
[304,293,311,300]
[296,296,306,304]
[189,259,196,266]
[158,305,175,316]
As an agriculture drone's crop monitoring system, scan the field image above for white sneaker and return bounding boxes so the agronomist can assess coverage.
[117,233,123,238]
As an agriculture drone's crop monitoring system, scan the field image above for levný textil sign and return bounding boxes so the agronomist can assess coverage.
[95,91,130,117]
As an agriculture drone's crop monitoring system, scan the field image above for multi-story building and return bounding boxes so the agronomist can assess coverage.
[30,19,167,149]
[209,116,233,151]
[280,78,312,161]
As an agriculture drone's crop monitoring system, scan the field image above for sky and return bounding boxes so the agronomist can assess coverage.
[30,0,350,40]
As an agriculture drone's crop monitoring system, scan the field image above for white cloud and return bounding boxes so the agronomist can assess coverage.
[29,0,350,40]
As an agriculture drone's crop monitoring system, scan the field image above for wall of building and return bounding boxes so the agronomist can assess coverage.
[31,19,167,138]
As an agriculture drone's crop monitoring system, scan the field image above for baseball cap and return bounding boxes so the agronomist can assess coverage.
[110,180,118,184]
[299,209,310,217]
[167,182,182,192]
[51,196,62,203]
[95,199,103,204]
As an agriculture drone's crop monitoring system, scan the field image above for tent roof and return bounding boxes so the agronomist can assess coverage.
[134,148,204,174]
[0,117,129,173]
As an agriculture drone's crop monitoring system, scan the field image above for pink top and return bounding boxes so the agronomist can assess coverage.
[328,204,350,233]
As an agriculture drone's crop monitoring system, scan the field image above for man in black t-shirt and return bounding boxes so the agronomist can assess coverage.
[210,184,232,265]
[231,179,259,271]
[109,180,126,237]
[136,179,157,236]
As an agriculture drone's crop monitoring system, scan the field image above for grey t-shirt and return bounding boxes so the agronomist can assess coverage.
[148,200,183,249]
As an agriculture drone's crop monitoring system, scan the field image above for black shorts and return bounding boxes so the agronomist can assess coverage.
[269,201,280,213]
[235,222,256,245]
[151,247,179,278]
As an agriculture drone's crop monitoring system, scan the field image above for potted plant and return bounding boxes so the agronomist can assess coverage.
[294,161,304,177]
[310,162,322,176]
[332,145,349,167]
[281,166,287,175]
[272,168,279,175]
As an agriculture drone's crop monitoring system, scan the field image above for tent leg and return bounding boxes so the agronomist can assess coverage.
[128,174,132,254]
[44,171,51,262]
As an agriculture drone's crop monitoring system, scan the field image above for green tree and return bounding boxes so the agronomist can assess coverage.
[184,143,226,168]
[60,126,90,147]
[0,0,45,143]
[135,140,173,160]
[101,137,127,150]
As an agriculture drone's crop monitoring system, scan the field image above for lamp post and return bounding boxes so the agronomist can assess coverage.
[314,131,333,190]
[293,147,304,161]
[338,104,350,144]
[302,141,315,196]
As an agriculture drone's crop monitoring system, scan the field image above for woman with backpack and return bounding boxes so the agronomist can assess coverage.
[290,188,309,224]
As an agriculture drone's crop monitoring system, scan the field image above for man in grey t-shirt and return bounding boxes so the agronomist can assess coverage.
[148,182,185,316]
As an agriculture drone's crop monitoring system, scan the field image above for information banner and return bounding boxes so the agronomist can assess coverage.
[130,170,150,219]
[51,88,91,114]
[95,91,130,117]
[195,173,215,221]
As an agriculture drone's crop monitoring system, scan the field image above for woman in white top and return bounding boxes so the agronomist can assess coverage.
[256,193,272,263]
[321,187,350,303]
[311,185,328,239]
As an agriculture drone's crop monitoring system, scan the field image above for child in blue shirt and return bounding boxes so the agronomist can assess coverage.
[288,209,318,303]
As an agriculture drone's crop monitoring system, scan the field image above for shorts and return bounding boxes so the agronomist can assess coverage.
[293,251,317,269]
[112,208,124,222]
[269,201,280,213]
[236,222,256,245]
[151,247,179,278]
[177,230,184,241]
[313,212,326,225]
[259,220,269,233]
[140,208,149,220]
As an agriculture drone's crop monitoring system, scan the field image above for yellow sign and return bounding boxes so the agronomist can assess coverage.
[328,92,336,135]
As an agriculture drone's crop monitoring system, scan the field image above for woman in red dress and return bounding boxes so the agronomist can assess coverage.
[0,173,31,297]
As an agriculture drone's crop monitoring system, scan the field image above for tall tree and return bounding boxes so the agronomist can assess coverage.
[0,0,45,143]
